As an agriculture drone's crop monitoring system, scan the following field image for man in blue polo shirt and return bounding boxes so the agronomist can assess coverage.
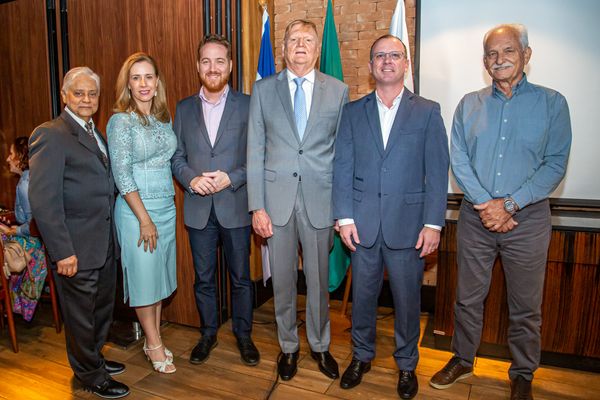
[429,24,571,400]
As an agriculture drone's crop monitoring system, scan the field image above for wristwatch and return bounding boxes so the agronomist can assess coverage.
[503,197,518,215]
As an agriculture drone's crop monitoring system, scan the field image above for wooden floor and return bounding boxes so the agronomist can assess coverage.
[0,297,598,400]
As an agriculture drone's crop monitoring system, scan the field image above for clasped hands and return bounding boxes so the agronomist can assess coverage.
[190,170,231,196]
[474,198,518,233]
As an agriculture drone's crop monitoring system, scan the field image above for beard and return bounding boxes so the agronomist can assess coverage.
[200,73,229,93]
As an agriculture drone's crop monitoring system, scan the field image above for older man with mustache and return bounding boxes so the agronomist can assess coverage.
[429,24,571,400]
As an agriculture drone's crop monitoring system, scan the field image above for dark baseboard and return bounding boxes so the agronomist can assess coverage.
[432,334,600,373]
[252,270,437,313]
[253,277,273,308]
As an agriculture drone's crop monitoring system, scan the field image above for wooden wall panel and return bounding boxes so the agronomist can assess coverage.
[435,222,600,358]
[0,0,51,209]
[66,0,261,327]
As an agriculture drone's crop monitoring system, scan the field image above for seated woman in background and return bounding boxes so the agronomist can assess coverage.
[107,52,177,374]
[0,136,48,321]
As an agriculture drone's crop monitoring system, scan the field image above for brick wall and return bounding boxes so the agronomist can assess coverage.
[272,0,416,100]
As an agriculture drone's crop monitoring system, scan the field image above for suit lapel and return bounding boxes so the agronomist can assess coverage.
[61,112,107,169]
[301,71,325,145]
[383,89,415,157]
[275,70,301,143]
[213,88,236,148]
[193,96,213,147]
[364,93,385,156]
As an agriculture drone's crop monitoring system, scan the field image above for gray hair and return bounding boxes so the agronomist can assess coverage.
[61,66,101,93]
[483,23,529,51]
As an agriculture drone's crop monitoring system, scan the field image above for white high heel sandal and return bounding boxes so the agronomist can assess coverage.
[159,336,173,362]
[143,341,176,374]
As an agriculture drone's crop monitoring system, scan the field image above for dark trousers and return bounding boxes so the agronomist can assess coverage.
[351,228,423,371]
[452,199,551,380]
[53,241,116,387]
[187,207,253,338]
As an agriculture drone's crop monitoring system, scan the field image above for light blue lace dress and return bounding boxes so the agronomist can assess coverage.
[107,112,177,307]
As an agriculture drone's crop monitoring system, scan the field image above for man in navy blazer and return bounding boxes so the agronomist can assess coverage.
[333,35,449,399]
[171,35,259,366]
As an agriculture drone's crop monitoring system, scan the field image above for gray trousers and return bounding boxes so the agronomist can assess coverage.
[452,199,551,380]
[268,184,333,353]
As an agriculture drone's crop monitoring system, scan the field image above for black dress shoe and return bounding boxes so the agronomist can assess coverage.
[236,336,260,366]
[277,351,299,381]
[190,335,217,365]
[340,358,371,389]
[104,360,126,376]
[310,350,339,379]
[84,378,130,399]
[397,370,418,399]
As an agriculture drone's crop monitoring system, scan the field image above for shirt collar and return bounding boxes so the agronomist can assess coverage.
[375,88,404,110]
[65,106,94,130]
[492,73,529,98]
[287,69,315,84]
[199,85,229,105]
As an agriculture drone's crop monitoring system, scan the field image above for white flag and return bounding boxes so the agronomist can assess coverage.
[390,0,414,92]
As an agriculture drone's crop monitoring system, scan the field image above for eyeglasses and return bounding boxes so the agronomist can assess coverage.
[372,51,405,62]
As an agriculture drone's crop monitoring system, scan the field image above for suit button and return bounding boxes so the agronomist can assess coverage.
[293,172,298,177]
[299,150,303,154]
[211,152,215,158]
[105,216,110,221]
[378,193,381,198]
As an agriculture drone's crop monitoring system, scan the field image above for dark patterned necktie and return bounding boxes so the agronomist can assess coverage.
[86,122,108,167]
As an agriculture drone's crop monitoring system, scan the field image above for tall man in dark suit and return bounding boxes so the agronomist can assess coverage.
[333,35,449,399]
[171,35,259,366]
[28,67,129,399]
[247,19,348,381]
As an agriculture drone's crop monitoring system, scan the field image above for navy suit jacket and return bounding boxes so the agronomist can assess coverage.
[333,89,449,249]
[171,89,251,230]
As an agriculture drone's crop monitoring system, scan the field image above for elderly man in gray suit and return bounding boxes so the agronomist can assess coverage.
[171,34,259,367]
[29,67,129,398]
[247,19,348,381]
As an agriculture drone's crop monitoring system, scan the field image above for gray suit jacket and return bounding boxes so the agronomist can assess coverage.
[247,70,349,229]
[171,89,251,230]
[333,90,449,249]
[28,111,116,269]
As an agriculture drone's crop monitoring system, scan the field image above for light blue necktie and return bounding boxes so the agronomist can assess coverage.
[293,77,307,140]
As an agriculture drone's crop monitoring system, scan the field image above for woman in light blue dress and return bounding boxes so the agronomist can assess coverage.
[107,52,177,373]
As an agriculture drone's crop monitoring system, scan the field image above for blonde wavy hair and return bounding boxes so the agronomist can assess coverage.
[113,52,170,125]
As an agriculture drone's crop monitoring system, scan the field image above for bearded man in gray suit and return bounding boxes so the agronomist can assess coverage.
[247,19,348,381]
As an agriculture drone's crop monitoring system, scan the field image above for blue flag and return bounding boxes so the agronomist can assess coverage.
[256,8,275,80]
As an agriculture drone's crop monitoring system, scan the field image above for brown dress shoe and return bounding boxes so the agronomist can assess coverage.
[429,356,473,389]
[510,375,533,400]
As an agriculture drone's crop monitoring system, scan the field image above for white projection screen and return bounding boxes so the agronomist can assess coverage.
[418,0,600,201]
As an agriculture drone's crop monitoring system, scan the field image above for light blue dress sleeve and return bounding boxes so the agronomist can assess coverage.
[14,172,32,236]
[107,113,139,196]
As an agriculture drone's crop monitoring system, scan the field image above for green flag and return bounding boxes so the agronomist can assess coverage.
[320,0,343,81]
[320,0,351,292]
